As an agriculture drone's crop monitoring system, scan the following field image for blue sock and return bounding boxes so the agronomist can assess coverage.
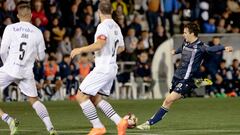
[148,106,168,125]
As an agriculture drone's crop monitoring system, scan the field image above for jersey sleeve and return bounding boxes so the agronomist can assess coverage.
[37,31,46,61]
[95,24,108,41]
[203,44,225,53]
[118,28,124,47]
[0,26,11,63]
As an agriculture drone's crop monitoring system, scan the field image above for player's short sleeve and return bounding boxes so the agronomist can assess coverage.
[0,26,11,45]
[0,26,11,63]
[37,31,46,61]
[38,31,46,51]
[118,29,124,47]
[95,24,108,41]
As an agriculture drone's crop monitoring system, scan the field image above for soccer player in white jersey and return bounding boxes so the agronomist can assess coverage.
[0,1,57,135]
[70,1,128,135]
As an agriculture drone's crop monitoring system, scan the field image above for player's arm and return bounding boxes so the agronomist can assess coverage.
[70,38,106,59]
[172,41,185,55]
[117,46,125,54]
[0,26,11,63]
[117,33,125,54]
[172,46,183,55]
[205,45,233,53]
[37,32,46,61]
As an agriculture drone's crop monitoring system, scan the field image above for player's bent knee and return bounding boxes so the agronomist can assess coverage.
[76,90,90,103]
[91,95,102,106]
[28,97,38,105]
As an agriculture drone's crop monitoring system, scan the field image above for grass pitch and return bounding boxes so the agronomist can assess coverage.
[0,98,239,135]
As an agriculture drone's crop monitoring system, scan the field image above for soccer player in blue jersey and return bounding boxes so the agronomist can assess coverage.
[137,22,233,130]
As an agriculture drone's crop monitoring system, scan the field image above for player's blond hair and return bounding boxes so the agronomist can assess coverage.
[98,0,112,15]
[17,1,31,18]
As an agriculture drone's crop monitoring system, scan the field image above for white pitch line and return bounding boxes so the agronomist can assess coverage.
[0,128,240,135]
[0,129,160,135]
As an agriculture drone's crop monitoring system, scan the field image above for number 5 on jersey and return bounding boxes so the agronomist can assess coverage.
[19,42,27,60]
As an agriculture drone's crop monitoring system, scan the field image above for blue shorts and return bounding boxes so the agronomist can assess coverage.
[170,77,196,95]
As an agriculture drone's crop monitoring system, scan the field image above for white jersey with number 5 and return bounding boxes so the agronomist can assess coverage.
[94,19,124,68]
[0,21,45,79]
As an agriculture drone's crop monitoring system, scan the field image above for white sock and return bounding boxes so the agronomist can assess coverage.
[80,99,104,128]
[1,113,13,125]
[97,100,121,125]
[32,101,53,131]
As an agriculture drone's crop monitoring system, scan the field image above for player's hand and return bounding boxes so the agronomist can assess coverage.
[70,48,82,59]
[171,49,176,55]
[225,46,233,52]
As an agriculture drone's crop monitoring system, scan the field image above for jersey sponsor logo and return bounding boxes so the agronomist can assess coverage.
[97,35,107,40]
[13,26,33,33]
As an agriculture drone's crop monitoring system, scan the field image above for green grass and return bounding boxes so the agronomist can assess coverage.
[0,98,240,135]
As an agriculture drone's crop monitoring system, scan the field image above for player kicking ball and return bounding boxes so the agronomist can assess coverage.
[70,1,128,135]
[0,1,57,135]
[137,23,233,130]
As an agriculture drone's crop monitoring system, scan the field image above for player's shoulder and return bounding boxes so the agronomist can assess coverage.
[195,39,207,47]
[4,23,15,31]
[29,23,42,34]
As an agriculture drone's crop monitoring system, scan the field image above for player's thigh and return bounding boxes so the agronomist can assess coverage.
[80,71,114,96]
[0,70,15,90]
[18,78,38,97]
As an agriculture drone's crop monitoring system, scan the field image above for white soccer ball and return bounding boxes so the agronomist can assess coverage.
[123,113,138,129]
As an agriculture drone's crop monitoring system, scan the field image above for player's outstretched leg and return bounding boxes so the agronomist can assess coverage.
[92,95,128,135]
[29,97,57,135]
[137,92,181,130]
[76,91,106,135]
[0,109,19,135]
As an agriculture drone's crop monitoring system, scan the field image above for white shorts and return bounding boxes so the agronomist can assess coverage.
[79,66,117,96]
[0,70,38,97]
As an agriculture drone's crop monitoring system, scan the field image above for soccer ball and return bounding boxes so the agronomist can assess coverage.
[123,113,138,129]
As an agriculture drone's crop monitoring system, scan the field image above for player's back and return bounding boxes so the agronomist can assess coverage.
[1,22,44,79]
[94,19,124,68]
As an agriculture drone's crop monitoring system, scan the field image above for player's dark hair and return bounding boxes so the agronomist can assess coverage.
[184,23,200,36]
[98,1,112,15]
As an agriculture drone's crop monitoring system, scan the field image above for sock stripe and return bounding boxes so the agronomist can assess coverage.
[98,100,116,118]
[97,100,121,125]
[106,110,115,117]
[161,106,169,111]
[82,102,99,121]
[38,112,48,119]
[3,116,9,121]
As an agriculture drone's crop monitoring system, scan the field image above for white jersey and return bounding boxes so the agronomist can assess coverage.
[94,19,124,67]
[0,21,45,79]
